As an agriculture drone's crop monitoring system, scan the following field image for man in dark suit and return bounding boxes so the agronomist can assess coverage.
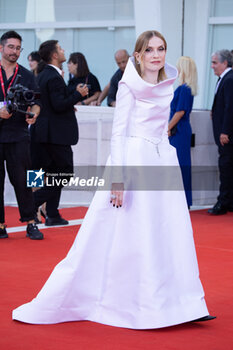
[208,49,233,215]
[33,40,88,226]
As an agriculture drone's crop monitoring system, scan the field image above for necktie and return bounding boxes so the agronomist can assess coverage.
[215,76,221,94]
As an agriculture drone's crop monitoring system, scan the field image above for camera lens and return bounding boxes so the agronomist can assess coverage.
[23,91,34,101]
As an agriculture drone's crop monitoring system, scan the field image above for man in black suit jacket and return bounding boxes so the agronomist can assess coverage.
[33,40,88,226]
[208,49,233,215]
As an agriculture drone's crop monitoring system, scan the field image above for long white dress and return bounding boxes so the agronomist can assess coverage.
[12,58,209,329]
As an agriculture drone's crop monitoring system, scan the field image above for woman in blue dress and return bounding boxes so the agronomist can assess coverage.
[168,56,197,208]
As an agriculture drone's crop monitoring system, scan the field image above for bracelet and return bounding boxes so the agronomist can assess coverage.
[81,101,85,105]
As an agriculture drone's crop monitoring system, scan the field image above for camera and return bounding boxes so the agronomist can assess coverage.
[6,75,40,118]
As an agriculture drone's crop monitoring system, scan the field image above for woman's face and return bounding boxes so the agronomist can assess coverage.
[137,36,166,76]
[67,61,78,76]
[28,56,38,72]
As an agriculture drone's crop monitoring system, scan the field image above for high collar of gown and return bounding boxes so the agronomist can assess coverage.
[120,56,178,99]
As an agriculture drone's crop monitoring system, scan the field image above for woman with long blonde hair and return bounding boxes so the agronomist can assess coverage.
[168,56,198,208]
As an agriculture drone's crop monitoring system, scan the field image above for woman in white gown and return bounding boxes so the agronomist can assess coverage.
[13,30,211,329]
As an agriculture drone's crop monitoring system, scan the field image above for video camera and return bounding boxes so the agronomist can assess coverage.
[6,75,40,118]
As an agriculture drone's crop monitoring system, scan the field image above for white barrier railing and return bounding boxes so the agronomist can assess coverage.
[5,107,218,207]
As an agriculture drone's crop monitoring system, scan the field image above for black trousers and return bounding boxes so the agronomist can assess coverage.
[33,143,74,218]
[218,143,233,207]
[0,141,35,223]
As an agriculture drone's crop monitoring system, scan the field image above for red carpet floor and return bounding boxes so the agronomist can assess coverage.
[1,207,233,350]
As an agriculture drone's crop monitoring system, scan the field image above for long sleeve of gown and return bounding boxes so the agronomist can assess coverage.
[110,83,134,182]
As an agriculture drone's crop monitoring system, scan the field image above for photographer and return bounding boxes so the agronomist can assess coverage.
[0,31,43,240]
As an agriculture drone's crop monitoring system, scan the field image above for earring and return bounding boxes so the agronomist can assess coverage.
[137,60,141,65]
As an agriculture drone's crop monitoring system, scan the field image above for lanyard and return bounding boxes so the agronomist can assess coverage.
[0,62,19,100]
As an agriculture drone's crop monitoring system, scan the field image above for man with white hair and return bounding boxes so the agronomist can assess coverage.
[208,49,233,215]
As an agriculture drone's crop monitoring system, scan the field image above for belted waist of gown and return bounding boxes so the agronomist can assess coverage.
[128,134,169,146]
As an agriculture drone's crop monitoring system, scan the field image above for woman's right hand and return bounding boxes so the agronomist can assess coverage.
[76,84,89,97]
[110,183,124,208]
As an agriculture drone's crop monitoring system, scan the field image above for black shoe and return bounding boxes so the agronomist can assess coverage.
[0,225,8,239]
[191,315,216,322]
[26,223,44,240]
[227,204,233,212]
[207,202,227,215]
[45,216,69,226]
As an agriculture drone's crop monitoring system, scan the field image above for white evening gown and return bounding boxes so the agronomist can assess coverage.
[13,58,209,329]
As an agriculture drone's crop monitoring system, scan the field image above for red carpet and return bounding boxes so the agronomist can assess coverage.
[1,207,233,350]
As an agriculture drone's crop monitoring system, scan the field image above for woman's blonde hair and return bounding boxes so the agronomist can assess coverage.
[134,30,167,82]
[177,56,198,96]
